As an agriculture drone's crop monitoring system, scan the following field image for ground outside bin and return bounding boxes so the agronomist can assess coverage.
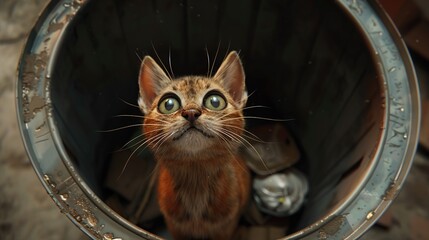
[16,0,420,239]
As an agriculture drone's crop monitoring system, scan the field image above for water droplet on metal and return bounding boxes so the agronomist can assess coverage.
[318,231,328,239]
[388,67,397,72]
[60,193,69,201]
[403,133,408,139]
[349,0,363,15]
[43,174,56,188]
[87,215,98,227]
[103,233,114,240]
[400,107,404,112]
[366,211,374,220]
[35,121,46,132]
[43,174,50,182]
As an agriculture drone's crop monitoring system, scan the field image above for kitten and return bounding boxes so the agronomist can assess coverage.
[138,51,250,240]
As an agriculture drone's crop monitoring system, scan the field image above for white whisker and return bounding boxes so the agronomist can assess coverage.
[151,42,173,80]
[153,131,176,154]
[117,132,165,179]
[97,124,143,133]
[119,98,140,108]
[114,114,145,119]
[135,51,143,62]
[168,47,175,79]
[116,133,145,151]
[205,46,211,78]
[209,41,221,77]
[219,127,269,172]
[118,127,167,151]
[211,122,265,143]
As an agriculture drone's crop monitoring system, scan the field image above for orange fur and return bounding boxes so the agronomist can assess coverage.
[138,52,250,239]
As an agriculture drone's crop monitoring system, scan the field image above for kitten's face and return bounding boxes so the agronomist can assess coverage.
[143,76,244,155]
[138,51,247,158]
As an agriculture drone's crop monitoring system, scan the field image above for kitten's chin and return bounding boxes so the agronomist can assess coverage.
[171,128,216,154]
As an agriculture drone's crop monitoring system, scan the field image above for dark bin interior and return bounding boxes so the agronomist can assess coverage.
[50,0,383,236]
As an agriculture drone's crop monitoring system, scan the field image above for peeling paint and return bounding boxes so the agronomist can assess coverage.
[45,182,110,240]
[21,50,49,123]
[320,215,346,236]
[47,22,64,33]
[24,96,46,123]
[383,182,399,200]
[22,51,48,88]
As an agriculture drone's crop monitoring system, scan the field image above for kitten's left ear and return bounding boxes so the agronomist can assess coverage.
[214,51,247,108]
[138,56,171,114]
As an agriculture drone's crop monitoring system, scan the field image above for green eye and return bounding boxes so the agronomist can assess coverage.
[158,96,181,114]
[204,93,227,111]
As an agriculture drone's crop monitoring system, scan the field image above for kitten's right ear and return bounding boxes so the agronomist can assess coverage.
[138,56,171,113]
[213,51,247,108]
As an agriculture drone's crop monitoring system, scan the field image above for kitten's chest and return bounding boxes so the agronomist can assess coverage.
[158,164,237,219]
[178,184,211,217]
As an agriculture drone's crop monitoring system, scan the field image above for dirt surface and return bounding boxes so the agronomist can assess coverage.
[0,1,428,240]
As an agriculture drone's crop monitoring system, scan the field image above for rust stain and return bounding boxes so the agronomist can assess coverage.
[65,14,74,22]
[22,50,48,88]
[75,197,102,237]
[40,171,108,238]
[47,22,64,33]
[22,50,49,123]
[72,0,83,8]
[319,215,346,237]
[383,181,399,200]
[22,55,37,88]
[24,96,46,123]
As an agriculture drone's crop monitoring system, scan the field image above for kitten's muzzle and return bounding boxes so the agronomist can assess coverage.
[181,108,201,123]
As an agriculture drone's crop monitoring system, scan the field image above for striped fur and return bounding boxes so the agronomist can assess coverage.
[138,52,250,239]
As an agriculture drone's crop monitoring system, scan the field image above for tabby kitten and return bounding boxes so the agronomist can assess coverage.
[138,51,250,240]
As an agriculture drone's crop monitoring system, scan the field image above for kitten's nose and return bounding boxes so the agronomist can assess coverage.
[182,109,201,123]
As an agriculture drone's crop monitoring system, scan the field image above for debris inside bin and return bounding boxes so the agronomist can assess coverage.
[253,169,308,217]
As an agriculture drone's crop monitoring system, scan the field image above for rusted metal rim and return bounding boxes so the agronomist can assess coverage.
[16,0,420,239]
[285,0,421,239]
[16,0,158,239]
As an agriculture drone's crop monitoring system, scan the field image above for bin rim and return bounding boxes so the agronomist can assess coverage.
[15,0,420,239]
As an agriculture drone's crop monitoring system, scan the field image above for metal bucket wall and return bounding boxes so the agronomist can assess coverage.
[17,0,420,239]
